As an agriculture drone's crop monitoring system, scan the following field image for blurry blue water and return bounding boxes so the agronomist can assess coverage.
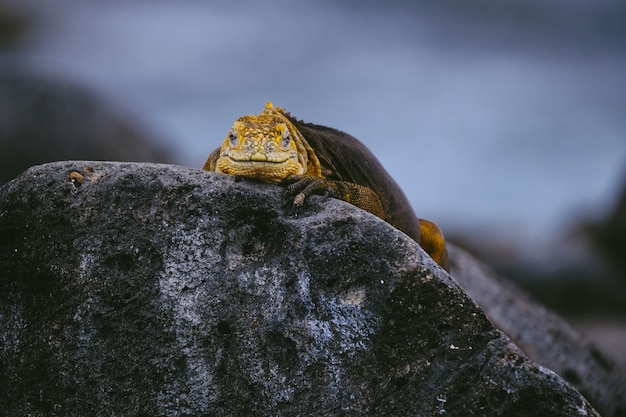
[8,0,626,249]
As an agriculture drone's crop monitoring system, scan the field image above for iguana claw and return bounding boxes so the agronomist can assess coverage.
[293,192,306,207]
[284,176,328,207]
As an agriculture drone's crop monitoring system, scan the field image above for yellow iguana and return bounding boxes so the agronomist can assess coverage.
[203,102,449,271]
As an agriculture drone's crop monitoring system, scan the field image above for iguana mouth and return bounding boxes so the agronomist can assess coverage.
[227,156,291,164]
[227,152,292,164]
[218,157,301,183]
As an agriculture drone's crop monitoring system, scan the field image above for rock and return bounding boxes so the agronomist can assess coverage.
[0,73,175,186]
[0,1,29,47]
[587,170,626,273]
[0,161,598,416]
[450,246,626,417]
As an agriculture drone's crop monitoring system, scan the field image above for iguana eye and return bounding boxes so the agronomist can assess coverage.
[280,127,291,148]
[228,128,238,146]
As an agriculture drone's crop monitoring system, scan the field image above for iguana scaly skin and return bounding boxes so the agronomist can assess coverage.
[203,102,449,271]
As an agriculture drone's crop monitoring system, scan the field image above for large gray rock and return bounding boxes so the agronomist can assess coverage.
[451,246,626,417]
[0,161,598,416]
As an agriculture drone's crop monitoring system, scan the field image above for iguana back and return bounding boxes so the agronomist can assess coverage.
[285,115,423,244]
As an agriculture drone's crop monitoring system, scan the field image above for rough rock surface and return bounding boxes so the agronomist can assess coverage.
[451,246,626,417]
[0,161,598,416]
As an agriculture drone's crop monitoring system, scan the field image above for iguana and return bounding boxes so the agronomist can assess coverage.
[203,102,449,271]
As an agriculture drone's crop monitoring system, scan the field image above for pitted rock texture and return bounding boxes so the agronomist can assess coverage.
[0,162,598,416]
[451,245,626,417]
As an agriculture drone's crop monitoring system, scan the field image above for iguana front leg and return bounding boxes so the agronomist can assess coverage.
[285,175,450,272]
[283,175,386,220]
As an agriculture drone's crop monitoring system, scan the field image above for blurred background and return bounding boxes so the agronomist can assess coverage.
[1,0,625,364]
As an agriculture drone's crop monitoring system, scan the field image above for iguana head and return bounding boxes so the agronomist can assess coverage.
[214,102,313,183]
